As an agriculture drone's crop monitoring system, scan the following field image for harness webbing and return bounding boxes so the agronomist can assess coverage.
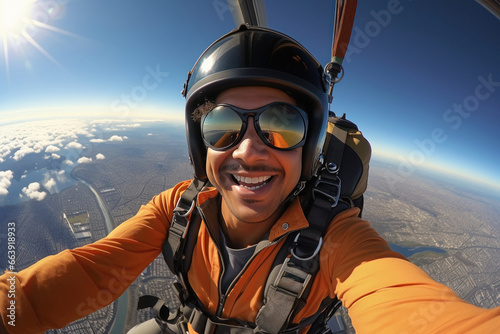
[163,178,209,276]
[254,167,350,333]
[332,0,358,63]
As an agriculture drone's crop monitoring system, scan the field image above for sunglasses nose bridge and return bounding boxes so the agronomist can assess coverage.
[240,114,262,141]
[239,111,259,134]
[232,120,270,162]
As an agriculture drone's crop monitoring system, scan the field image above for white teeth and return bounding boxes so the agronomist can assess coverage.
[233,175,271,184]
[233,175,272,190]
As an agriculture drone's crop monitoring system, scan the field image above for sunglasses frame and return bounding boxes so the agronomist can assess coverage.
[201,102,309,151]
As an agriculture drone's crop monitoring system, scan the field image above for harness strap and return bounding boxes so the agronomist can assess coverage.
[169,294,338,334]
[137,295,171,321]
[255,200,346,333]
[137,294,185,334]
[328,117,349,175]
[254,118,351,333]
[184,307,256,334]
[255,256,312,333]
[163,178,209,275]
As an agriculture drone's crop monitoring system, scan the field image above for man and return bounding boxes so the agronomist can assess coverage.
[1,25,499,334]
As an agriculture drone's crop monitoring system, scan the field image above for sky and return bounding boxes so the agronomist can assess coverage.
[0,0,499,193]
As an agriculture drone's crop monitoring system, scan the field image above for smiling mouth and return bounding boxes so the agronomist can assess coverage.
[232,175,272,191]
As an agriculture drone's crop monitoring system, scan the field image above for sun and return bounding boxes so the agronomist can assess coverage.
[1,0,78,80]
[0,0,36,40]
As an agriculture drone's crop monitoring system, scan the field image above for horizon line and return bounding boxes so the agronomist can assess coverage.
[371,150,500,195]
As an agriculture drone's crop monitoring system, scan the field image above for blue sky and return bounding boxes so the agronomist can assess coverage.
[1,0,499,192]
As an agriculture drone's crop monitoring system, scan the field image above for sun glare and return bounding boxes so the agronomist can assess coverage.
[0,0,77,80]
[0,0,36,39]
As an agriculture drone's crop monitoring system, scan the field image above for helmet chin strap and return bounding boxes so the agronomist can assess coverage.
[277,180,307,212]
[293,180,307,197]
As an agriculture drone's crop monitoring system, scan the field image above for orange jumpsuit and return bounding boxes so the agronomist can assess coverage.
[1,180,499,333]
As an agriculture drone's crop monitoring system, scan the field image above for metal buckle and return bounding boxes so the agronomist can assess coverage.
[290,233,323,261]
[174,197,196,218]
[171,198,196,239]
[274,257,312,299]
[312,174,341,208]
[324,61,344,84]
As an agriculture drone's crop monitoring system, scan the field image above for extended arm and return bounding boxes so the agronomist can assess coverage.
[0,181,190,334]
[324,210,500,333]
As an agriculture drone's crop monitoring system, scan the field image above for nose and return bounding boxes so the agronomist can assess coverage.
[232,118,269,163]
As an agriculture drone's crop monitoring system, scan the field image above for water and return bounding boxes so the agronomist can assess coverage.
[77,179,129,334]
[389,243,446,257]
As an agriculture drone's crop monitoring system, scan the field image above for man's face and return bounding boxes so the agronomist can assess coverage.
[205,86,302,225]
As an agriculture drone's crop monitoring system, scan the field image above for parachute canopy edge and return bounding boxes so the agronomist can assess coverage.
[475,0,500,20]
[226,0,268,27]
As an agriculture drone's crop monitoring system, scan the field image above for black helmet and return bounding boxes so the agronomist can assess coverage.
[183,25,329,181]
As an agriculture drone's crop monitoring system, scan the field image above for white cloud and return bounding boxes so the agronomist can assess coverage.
[90,119,123,125]
[0,119,92,163]
[22,182,46,201]
[96,153,105,160]
[108,135,124,142]
[44,178,57,192]
[63,159,74,165]
[33,143,44,152]
[45,145,60,153]
[66,141,83,149]
[77,157,93,164]
[90,138,106,143]
[51,153,61,159]
[0,148,10,160]
[13,146,35,161]
[91,135,129,144]
[55,170,67,183]
[0,170,14,196]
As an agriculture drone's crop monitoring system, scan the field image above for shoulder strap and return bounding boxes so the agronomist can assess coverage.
[137,178,212,334]
[162,178,209,275]
[254,121,352,333]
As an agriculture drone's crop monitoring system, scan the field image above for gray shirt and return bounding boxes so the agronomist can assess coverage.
[219,228,256,294]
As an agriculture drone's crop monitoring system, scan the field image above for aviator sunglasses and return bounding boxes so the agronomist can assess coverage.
[201,102,308,151]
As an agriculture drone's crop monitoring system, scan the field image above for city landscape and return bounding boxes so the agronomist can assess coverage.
[1,120,499,333]
[365,161,500,309]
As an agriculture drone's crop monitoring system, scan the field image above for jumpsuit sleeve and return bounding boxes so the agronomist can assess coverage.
[0,181,190,334]
[324,209,500,334]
